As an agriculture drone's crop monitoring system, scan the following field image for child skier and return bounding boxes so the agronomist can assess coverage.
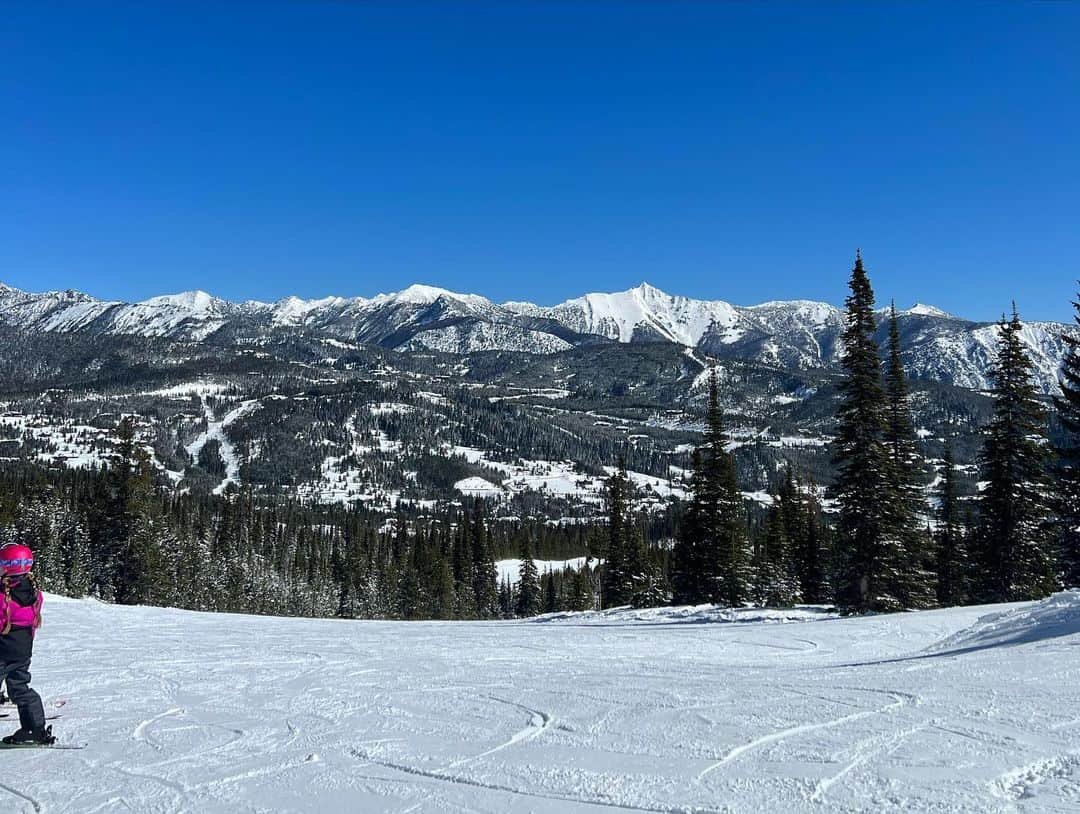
[0,543,54,745]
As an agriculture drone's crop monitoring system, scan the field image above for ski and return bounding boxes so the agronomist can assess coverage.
[0,713,61,721]
[0,742,85,751]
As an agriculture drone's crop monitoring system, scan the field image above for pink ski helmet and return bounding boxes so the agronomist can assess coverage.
[0,544,34,576]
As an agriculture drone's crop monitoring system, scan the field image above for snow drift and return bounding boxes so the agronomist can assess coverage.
[929,589,1080,654]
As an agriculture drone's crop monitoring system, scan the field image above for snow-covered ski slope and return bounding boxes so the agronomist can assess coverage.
[14,592,1080,813]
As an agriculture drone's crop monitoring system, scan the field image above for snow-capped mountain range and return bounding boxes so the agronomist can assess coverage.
[0,280,1074,392]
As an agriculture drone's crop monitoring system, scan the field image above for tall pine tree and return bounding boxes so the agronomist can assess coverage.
[671,367,748,606]
[104,417,168,606]
[469,499,499,618]
[671,449,705,604]
[831,252,894,612]
[542,571,558,613]
[515,536,541,617]
[976,307,1058,602]
[601,459,633,607]
[883,304,935,608]
[1054,286,1080,587]
[778,468,828,604]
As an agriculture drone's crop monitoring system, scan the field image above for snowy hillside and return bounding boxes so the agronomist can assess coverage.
[1,279,1074,392]
[14,592,1080,812]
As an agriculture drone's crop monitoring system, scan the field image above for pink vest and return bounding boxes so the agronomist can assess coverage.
[0,580,43,633]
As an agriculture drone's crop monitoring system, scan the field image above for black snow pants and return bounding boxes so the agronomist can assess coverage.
[0,627,46,731]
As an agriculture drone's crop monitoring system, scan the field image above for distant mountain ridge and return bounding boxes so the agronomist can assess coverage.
[0,280,1074,393]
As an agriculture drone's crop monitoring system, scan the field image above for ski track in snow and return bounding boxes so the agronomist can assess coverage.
[809,720,932,802]
[695,687,918,783]
[9,594,1080,812]
[0,779,41,814]
[132,707,184,749]
[443,695,552,770]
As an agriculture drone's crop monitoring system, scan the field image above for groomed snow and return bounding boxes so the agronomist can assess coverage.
[15,592,1080,812]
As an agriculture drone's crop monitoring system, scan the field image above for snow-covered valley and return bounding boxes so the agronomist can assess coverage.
[14,593,1080,812]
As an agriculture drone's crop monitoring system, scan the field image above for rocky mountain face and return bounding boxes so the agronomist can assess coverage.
[0,280,1074,393]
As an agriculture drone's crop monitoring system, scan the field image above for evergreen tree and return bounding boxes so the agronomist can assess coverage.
[571,565,597,611]
[1054,285,1080,587]
[451,517,477,618]
[106,421,166,606]
[398,561,423,620]
[975,307,1058,601]
[542,571,558,613]
[670,448,705,604]
[883,304,936,608]
[831,252,895,612]
[601,459,630,607]
[433,558,457,620]
[602,458,645,607]
[671,368,748,606]
[498,577,514,618]
[778,470,828,603]
[627,517,666,609]
[752,503,799,607]
[122,512,170,606]
[802,510,830,604]
[934,440,968,605]
[93,416,139,598]
[469,499,499,617]
[515,537,541,617]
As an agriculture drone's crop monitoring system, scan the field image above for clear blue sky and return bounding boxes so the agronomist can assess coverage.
[2,2,1078,321]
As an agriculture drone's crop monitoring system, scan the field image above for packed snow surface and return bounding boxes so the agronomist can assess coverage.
[16,592,1080,812]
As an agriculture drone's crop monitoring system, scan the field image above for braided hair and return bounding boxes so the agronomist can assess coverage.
[26,571,41,630]
[1,575,12,636]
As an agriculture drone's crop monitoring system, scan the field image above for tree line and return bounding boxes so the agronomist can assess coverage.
[1,256,1078,618]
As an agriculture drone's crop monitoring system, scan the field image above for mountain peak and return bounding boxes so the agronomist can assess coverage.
[630,281,669,297]
[396,283,459,304]
[554,283,740,345]
[904,303,954,318]
[380,284,491,309]
[140,290,222,313]
[271,294,348,324]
